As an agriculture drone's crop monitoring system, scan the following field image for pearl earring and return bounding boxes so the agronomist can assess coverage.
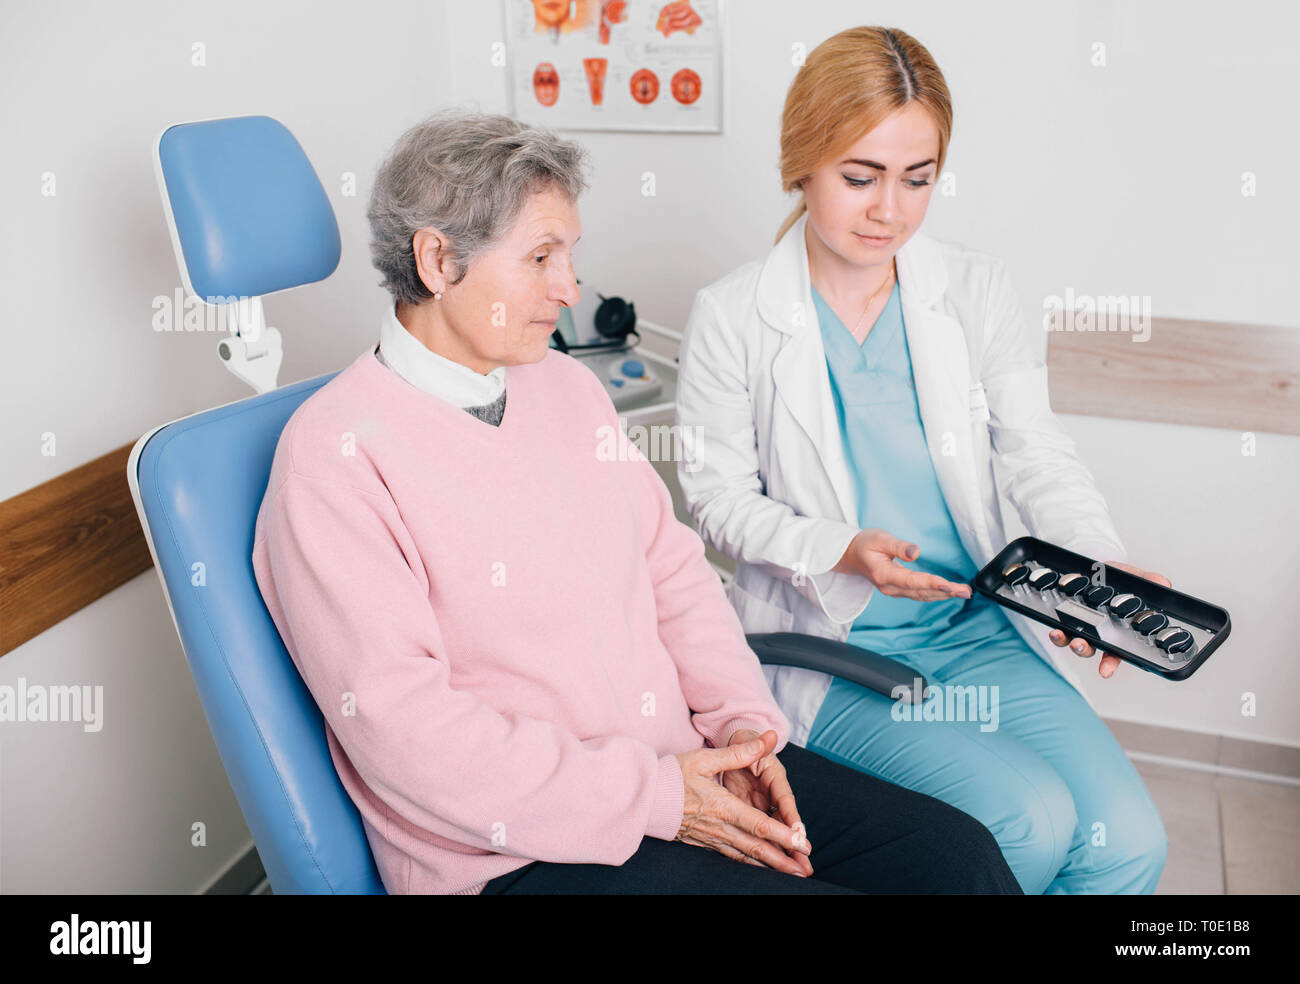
[434,291,443,300]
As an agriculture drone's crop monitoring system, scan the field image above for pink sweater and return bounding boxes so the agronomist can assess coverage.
[251,346,790,894]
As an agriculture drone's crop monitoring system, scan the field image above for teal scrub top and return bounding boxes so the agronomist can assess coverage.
[813,281,1009,663]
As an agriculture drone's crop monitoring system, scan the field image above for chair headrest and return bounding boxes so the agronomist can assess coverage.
[156,114,341,302]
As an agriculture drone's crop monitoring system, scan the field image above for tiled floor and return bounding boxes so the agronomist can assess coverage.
[1216,775,1300,894]
[1128,754,1300,894]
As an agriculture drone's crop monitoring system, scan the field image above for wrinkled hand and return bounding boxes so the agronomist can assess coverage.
[1048,560,1172,678]
[833,528,971,602]
[673,731,812,876]
[722,729,812,877]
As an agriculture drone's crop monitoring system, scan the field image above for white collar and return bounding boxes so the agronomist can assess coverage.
[376,302,506,408]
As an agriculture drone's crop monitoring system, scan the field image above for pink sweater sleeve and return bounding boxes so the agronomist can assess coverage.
[256,470,685,863]
[590,376,792,754]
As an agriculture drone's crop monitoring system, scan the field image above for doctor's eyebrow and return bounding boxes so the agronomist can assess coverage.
[840,158,936,171]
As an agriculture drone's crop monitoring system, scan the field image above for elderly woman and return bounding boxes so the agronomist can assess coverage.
[250,110,1020,895]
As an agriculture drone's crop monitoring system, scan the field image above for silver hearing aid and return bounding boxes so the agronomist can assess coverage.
[1107,593,1144,619]
[1154,626,1194,655]
[1027,567,1059,591]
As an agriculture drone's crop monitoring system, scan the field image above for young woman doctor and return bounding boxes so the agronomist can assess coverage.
[675,26,1171,894]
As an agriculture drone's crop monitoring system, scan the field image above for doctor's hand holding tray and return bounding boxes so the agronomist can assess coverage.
[675,25,1171,895]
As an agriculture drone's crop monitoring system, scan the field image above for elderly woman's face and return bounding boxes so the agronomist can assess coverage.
[445,185,582,367]
[801,102,939,269]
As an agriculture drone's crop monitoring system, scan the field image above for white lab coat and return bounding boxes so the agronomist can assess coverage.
[675,210,1128,745]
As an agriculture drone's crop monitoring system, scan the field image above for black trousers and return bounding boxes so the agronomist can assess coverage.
[482,742,1021,894]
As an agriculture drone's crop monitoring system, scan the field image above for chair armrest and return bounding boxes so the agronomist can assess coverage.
[746,632,925,702]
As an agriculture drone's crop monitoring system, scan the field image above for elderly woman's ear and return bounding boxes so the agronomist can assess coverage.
[410,227,456,297]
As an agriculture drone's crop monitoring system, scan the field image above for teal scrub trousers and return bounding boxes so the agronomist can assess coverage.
[802,282,1168,894]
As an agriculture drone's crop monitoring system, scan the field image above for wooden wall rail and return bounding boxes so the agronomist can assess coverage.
[0,313,1295,657]
[0,442,151,657]
[1047,316,1300,436]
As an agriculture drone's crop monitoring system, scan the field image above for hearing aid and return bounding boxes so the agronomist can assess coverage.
[1056,572,1088,597]
[1027,567,1059,591]
[1001,563,1029,587]
[1083,584,1115,609]
[1154,626,1194,656]
[1132,610,1170,635]
[1107,593,1144,619]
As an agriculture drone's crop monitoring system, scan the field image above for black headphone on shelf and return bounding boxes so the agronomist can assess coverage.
[549,292,639,354]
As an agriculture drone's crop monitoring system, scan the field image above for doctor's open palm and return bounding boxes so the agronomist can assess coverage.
[832,528,972,602]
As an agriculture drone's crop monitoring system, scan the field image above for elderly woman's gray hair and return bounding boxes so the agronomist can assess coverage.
[367,111,589,306]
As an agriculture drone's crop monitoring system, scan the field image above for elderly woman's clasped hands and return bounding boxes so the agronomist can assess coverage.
[674,729,814,877]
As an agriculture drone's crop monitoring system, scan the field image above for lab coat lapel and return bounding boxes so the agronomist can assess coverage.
[759,213,857,526]
[896,236,990,558]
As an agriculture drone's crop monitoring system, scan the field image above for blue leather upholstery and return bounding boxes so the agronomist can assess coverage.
[157,115,341,301]
[140,114,379,892]
[134,371,387,894]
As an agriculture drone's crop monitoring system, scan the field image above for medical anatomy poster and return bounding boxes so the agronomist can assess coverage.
[506,0,723,132]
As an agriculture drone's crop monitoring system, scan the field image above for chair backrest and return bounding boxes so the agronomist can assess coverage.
[136,113,380,892]
[131,371,387,894]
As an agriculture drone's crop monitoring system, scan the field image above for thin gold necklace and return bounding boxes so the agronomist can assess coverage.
[851,260,897,339]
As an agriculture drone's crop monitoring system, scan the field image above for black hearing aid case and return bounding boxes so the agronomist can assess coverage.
[971,536,1230,680]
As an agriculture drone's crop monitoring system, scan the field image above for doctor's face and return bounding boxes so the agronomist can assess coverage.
[800,102,939,270]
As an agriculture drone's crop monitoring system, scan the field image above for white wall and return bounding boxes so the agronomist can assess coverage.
[447,0,1299,745]
[1,0,1295,892]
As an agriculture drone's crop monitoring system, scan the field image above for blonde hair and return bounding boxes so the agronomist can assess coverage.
[774,26,953,244]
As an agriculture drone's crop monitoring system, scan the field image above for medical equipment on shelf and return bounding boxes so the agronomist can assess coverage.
[973,536,1230,680]
[548,280,662,410]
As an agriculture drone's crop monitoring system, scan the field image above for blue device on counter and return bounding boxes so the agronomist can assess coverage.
[549,282,661,409]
